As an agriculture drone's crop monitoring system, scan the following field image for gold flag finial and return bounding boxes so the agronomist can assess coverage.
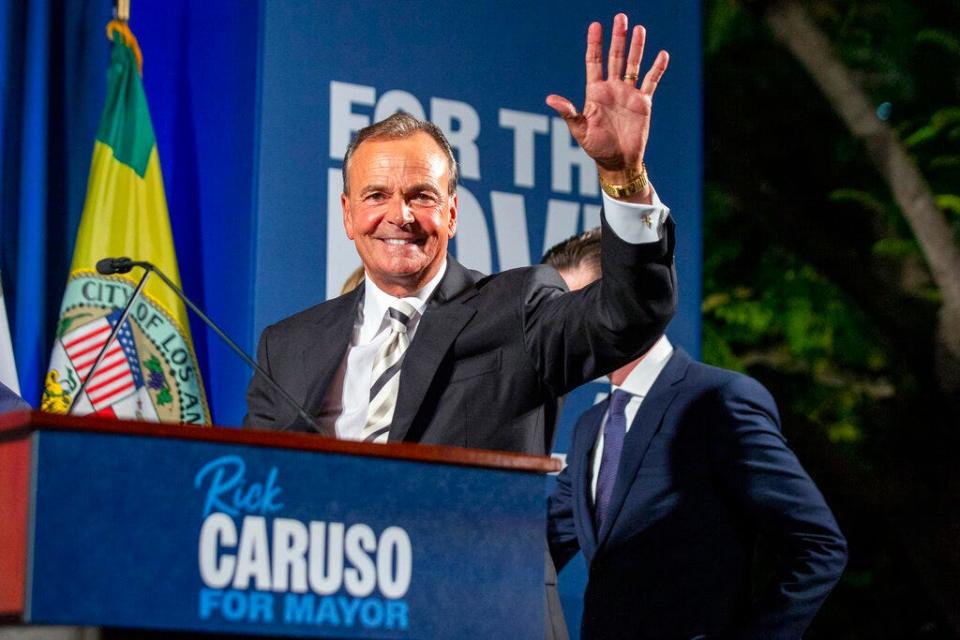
[114,0,130,22]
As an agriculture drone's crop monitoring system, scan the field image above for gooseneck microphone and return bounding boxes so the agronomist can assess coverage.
[95,256,138,275]
[72,257,326,434]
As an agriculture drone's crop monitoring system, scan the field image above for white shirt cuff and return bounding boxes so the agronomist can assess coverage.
[601,185,671,244]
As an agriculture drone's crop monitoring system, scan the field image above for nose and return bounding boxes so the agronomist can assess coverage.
[386,196,415,227]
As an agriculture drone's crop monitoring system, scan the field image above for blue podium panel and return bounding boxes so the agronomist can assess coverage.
[26,430,545,638]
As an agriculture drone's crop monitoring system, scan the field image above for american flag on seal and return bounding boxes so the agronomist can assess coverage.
[62,310,144,414]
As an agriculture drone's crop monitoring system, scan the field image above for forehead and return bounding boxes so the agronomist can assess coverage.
[349,132,449,185]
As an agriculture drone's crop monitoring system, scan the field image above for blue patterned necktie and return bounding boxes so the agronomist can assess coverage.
[595,389,632,528]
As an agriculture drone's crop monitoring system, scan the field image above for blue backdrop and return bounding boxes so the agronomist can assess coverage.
[0,2,700,636]
[253,0,702,356]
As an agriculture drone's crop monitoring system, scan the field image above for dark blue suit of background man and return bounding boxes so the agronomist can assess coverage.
[544,229,847,639]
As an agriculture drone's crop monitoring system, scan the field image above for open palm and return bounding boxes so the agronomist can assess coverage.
[547,15,669,175]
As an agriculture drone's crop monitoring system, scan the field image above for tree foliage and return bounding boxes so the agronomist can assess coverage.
[704,0,960,636]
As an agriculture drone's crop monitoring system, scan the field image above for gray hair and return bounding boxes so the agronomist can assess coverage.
[341,112,459,195]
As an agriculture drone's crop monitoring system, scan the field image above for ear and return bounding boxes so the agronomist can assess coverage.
[447,192,458,238]
[341,192,355,240]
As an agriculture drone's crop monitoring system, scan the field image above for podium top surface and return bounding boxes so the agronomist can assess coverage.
[0,410,560,474]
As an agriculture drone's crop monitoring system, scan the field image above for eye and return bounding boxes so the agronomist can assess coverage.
[411,191,438,205]
[364,191,387,202]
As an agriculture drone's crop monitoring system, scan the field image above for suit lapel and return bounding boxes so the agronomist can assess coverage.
[301,285,363,420]
[388,257,478,442]
[573,400,606,557]
[596,349,691,547]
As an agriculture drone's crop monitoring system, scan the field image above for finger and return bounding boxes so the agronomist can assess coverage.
[546,94,579,119]
[585,22,603,84]
[639,50,669,97]
[545,94,587,137]
[606,13,628,80]
[624,25,645,84]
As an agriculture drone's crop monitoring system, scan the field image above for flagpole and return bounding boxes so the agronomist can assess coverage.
[114,0,130,22]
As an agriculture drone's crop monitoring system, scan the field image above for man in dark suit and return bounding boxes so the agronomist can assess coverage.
[0,380,29,413]
[245,13,675,448]
[246,14,675,639]
[545,229,848,639]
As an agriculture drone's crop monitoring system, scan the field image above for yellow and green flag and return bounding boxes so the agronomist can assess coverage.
[41,21,209,424]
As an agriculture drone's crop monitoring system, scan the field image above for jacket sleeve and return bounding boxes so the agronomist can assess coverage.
[523,212,677,397]
[711,375,848,639]
[547,460,581,572]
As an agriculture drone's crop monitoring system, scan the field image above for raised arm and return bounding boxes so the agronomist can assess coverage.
[527,14,677,395]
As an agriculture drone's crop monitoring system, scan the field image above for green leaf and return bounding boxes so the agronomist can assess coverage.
[828,188,887,215]
[929,155,960,169]
[705,0,745,55]
[145,355,163,373]
[916,28,960,57]
[871,237,920,257]
[57,313,92,338]
[932,107,960,129]
[57,317,75,338]
[701,323,747,373]
[701,292,731,313]
[904,124,938,148]
[828,422,862,443]
[904,108,960,148]
[936,194,960,216]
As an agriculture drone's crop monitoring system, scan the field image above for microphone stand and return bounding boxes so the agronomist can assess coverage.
[66,268,151,415]
[88,258,326,435]
[145,264,326,434]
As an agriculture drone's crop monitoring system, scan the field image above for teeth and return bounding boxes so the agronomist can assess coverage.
[383,239,411,245]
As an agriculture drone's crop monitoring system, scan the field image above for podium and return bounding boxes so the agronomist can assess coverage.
[0,411,558,638]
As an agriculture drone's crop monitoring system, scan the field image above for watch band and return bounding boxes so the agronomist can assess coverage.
[599,162,649,199]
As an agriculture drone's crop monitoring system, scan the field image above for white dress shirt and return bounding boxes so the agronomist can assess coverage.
[590,335,674,501]
[317,263,446,440]
[323,188,671,441]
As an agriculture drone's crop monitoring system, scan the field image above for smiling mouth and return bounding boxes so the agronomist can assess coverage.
[379,238,423,246]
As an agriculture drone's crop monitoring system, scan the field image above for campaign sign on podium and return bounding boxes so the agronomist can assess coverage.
[0,413,554,638]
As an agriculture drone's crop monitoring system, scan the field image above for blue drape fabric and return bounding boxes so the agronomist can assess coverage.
[0,1,259,422]
[0,0,109,407]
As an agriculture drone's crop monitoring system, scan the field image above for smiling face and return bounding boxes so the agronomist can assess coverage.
[342,132,457,297]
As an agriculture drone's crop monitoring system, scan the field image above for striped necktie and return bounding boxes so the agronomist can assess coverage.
[361,300,417,443]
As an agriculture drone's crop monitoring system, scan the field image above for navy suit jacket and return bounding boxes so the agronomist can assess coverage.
[548,348,847,639]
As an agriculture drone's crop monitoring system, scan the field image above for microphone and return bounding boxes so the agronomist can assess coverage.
[96,256,137,275]
[79,257,327,435]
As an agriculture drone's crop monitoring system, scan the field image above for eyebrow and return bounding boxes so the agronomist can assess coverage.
[404,182,441,196]
[360,184,391,196]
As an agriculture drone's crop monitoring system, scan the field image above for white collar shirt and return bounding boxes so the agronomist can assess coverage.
[317,261,447,441]
[590,335,674,501]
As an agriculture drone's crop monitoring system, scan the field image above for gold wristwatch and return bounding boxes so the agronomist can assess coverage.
[599,162,649,199]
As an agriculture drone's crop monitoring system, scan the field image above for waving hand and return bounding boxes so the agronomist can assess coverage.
[547,14,669,201]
